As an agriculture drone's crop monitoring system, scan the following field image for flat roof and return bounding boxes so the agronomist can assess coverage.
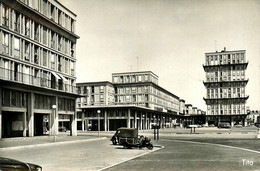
[112,71,159,78]
[205,50,246,55]
[76,81,113,86]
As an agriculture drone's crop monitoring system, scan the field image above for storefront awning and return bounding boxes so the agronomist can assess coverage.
[57,73,68,82]
[51,72,61,80]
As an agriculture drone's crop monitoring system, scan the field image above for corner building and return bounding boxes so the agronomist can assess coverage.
[0,0,79,138]
[77,71,181,131]
[203,48,249,126]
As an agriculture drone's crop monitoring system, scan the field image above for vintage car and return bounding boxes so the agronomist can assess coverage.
[218,122,231,129]
[0,157,42,171]
[111,127,153,150]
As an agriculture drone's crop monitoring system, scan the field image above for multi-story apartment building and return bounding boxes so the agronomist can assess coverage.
[203,48,249,126]
[77,71,181,131]
[0,0,79,139]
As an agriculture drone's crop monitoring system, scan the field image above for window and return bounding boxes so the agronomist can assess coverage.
[14,12,20,32]
[43,27,47,44]
[25,42,30,61]
[138,75,142,82]
[2,4,9,27]
[25,17,30,36]
[14,37,20,58]
[2,32,9,54]
[50,53,55,69]
[126,95,130,102]
[43,49,47,66]
[100,95,104,102]
[100,86,104,93]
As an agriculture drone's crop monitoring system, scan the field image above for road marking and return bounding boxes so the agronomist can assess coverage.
[163,139,260,155]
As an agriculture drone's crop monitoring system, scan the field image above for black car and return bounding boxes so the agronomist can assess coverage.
[0,157,42,171]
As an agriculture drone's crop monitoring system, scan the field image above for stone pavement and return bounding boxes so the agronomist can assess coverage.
[0,134,104,150]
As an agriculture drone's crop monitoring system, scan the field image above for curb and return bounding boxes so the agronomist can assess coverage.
[0,137,107,151]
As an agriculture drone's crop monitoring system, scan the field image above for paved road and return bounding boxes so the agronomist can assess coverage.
[105,138,260,171]
[0,138,159,171]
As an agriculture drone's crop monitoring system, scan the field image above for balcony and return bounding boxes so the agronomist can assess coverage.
[203,62,248,72]
[0,67,77,94]
[203,96,249,105]
[203,79,249,88]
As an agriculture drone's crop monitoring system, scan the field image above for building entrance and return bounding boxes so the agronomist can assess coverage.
[2,111,24,138]
[34,114,49,136]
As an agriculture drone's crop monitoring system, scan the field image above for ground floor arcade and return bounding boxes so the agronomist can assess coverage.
[0,84,78,139]
[205,115,248,127]
[77,106,181,131]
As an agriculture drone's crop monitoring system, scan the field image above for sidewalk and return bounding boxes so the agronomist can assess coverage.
[0,134,104,150]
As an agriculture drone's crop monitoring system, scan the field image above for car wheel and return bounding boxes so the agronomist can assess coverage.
[112,139,117,145]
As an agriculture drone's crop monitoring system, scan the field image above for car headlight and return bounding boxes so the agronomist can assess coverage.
[36,167,42,171]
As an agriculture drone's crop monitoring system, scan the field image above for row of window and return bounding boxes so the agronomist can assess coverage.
[1,3,76,57]
[113,74,158,85]
[2,88,27,107]
[205,53,245,66]
[206,87,246,99]
[206,70,245,82]
[0,59,76,93]
[207,104,246,115]
[10,0,76,33]
[2,31,75,75]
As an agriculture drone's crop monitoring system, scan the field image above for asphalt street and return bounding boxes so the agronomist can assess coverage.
[105,138,260,171]
[0,138,159,171]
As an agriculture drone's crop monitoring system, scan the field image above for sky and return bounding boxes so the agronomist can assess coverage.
[59,0,260,111]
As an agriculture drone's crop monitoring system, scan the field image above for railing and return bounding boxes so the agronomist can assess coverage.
[0,67,77,94]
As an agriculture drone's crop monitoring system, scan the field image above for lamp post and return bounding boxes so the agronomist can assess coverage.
[97,110,101,138]
[52,105,57,142]
[142,115,145,132]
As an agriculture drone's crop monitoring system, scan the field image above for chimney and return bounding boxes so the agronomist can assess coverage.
[224,47,226,51]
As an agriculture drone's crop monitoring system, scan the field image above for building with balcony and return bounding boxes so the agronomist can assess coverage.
[203,48,249,126]
[0,0,79,139]
[77,71,182,131]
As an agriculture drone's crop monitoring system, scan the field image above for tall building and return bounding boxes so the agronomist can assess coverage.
[0,0,79,139]
[77,71,181,131]
[203,48,249,126]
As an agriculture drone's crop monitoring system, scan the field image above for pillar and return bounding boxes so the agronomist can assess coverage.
[231,116,234,127]
[28,92,34,137]
[0,87,2,139]
[134,111,137,129]
[244,116,247,127]
[104,110,107,131]
[148,113,151,129]
[144,112,147,130]
[85,118,88,131]
[23,112,27,137]
[82,111,85,131]
[205,116,209,126]
[140,113,143,130]
[107,119,110,131]
[127,109,131,128]
[71,99,77,136]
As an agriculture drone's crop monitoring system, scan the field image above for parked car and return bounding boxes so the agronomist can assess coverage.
[208,124,215,127]
[59,126,67,132]
[111,127,153,149]
[218,122,231,129]
[234,124,243,128]
[0,157,42,171]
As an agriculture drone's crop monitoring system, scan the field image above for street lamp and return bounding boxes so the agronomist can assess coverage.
[52,105,57,142]
[97,110,101,138]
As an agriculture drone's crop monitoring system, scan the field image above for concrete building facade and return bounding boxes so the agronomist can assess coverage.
[0,0,79,139]
[203,48,249,126]
[77,71,182,131]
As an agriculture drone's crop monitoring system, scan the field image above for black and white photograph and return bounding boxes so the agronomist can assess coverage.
[0,0,260,170]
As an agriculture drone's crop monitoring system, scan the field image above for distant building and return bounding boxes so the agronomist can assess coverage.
[203,48,249,126]
[0,0,79,139]
[247,110,260,125]
[77,71,181,131]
